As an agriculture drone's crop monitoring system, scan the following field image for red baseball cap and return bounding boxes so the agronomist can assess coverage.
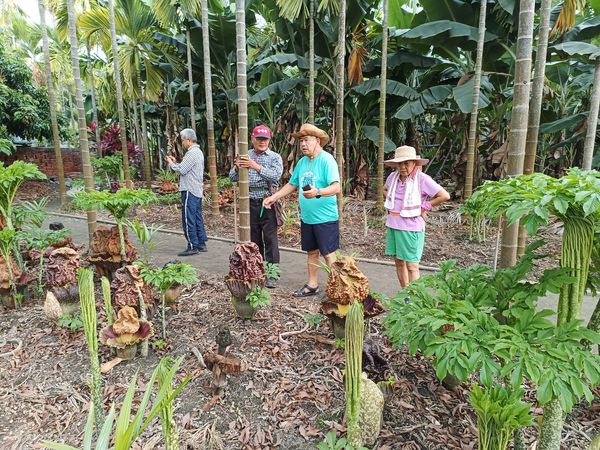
[252,125,271,139]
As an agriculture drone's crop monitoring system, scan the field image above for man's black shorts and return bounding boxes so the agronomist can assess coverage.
[300,220,340,256]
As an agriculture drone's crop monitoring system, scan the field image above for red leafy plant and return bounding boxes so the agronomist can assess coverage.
[100,305,153,348]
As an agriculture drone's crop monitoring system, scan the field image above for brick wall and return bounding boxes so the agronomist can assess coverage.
[2,147,82,177]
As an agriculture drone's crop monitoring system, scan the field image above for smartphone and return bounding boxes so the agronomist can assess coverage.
[302,184,312,191]
[159,148,167,159]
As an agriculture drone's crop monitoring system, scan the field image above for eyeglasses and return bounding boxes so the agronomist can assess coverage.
[397,161,415,166]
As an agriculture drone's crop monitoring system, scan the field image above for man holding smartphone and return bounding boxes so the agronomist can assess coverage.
[263,123,340,297]
[229,125,283,288]
[166,128,208,256]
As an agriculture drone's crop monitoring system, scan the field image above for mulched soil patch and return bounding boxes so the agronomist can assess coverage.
[0,272,597,449]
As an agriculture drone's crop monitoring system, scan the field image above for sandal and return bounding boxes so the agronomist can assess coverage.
[292,284,319,298]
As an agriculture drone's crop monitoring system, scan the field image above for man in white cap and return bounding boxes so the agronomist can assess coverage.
[230,124,283,288]
[263,123,340,297]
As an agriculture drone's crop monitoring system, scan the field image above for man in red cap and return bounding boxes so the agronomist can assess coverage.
[229,124,283,288]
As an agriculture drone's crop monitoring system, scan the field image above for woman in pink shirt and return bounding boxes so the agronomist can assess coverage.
[383,146,450,287]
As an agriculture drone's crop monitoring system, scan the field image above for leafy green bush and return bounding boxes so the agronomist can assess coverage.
[384,244,600,413]
[157,169,178,183]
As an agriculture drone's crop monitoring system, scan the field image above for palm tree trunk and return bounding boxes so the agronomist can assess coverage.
[235,0,250,242]
[201,0,219,216]
[308,0,315,123]
[186,27,196,132]
[86,43,101,155]
[139,97,151,188]
[463,0,487,199]
[582,59,600,170]
[335,0,346,226]
[499,0,535,268]
[375,0,389,212]
[516,0,552,257]
[39,0,67,207]
[66,0,97,242]
[108,0,132,186]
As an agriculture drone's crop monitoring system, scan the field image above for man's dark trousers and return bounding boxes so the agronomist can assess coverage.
[181,191,208,250]
[250,198,280,264]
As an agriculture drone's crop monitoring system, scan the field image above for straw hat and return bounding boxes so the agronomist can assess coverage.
[384,145,429,166]
[291,124,329,147]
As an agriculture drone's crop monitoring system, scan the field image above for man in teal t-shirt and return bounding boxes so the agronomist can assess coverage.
[263,123,341,297]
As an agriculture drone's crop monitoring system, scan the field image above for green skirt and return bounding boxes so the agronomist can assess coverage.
[385,227,425,263]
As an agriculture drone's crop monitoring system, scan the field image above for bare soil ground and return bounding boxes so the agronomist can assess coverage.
[1,272,598,450]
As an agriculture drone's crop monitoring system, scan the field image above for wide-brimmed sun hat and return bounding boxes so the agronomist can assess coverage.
[384,145,429,167]
[291,123,329,147]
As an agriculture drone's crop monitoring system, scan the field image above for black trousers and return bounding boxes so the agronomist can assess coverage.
[249,198,280,264]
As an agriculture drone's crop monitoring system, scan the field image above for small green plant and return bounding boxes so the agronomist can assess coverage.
[154,193,180,205]
[57,313,84,332]
[42,356,191,450]
[245,286,271,309]
[157,168,178,183]
[469,384,533,450]
[0,161,46,230]
[12,197,49,230]
[217,177,233,190]
[157,357,179,450]
[264,262,281,280]
[303,312,324,328]
[124,217,164,263]
[140,262,199,339]
[316,431,368,450]
[0,228,18,299]
[74,188,157,259]
[152,338,167,350]
[91,153,131,186]
[334,338,345,349]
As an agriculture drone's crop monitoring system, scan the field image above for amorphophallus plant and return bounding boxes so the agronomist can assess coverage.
[224,243,268,318]
[111,264,154,311]
[320,256,384,337]
[100,306,153,349]
[45,247,80,303]
[87,225,136,279]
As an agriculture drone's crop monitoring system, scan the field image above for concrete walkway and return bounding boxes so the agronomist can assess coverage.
[44,212,598,322]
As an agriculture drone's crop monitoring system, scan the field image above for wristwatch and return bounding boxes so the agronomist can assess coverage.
[316,188,322,199]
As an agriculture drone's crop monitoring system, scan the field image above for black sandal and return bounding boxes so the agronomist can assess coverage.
[292,284,319,298]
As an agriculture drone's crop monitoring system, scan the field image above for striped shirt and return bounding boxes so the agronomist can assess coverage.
[169,144,204,198]
[229,149,283,199]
